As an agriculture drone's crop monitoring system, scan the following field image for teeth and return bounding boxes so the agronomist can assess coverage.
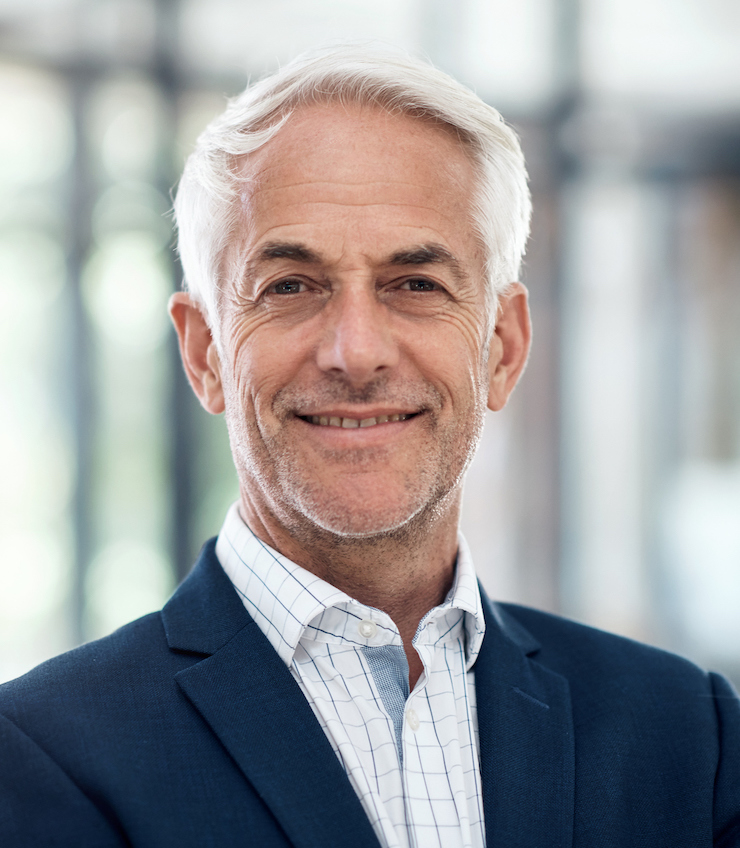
[307,413,413,428]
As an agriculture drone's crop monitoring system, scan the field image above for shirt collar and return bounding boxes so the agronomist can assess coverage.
[216,502,485,671]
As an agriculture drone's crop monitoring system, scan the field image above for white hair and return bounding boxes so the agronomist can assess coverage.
[174,44,531,332]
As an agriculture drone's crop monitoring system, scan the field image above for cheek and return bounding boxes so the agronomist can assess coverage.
[408,316,488,401]
[226,323,309,422]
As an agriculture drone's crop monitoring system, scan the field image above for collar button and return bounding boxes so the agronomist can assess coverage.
[358,619,377,639]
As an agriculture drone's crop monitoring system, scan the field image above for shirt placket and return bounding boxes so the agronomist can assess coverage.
[400,619,477,848]
[300,605,410,848]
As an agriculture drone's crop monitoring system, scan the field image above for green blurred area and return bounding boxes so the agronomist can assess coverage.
[1,0,739,688]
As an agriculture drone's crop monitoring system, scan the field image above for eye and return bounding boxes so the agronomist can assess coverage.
[268,278,307,295]
[400,277,442,292]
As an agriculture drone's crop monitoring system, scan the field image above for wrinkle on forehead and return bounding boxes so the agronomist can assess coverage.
[219,102,487,304]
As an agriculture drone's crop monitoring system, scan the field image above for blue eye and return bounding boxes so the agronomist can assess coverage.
[271,279,305,294]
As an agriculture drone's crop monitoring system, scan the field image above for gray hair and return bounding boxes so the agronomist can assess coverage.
[174,44,531,331]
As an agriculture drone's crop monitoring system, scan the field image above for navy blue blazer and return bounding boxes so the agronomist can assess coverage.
[1,538,739,847]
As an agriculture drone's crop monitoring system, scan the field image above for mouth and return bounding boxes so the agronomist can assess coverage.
[298,412,418,429]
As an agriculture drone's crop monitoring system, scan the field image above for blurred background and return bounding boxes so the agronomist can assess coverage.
[1,0,739,687]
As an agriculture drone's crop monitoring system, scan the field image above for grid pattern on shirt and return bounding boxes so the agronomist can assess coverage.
[216,502,487,848]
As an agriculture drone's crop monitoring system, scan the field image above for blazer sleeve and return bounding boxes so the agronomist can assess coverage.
[0,712,126,848]
[712,673,740,848]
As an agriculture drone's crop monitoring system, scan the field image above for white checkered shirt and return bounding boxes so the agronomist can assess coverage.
[216,503,487,848]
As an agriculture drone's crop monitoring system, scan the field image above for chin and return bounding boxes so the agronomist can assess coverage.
[308,511,416,540]
[286,482,454,541]
[295,498,417,539]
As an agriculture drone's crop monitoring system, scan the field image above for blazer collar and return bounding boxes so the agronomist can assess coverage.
[476,589,575,848]
[161,538,251,655]
[162,540,382,848]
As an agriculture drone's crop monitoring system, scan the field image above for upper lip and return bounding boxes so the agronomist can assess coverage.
[296,407,420,419]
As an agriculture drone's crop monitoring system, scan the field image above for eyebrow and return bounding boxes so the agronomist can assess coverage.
[253,242,323,265]
[246,240,465,281]
[388,244,465,282]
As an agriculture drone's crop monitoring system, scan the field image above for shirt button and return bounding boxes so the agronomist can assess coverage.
[358,619,377,639]
[406,708,420,731]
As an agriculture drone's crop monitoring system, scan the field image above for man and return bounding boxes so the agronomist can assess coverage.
[1,46,739,848]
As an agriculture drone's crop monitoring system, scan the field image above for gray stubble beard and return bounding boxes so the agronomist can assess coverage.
[224,368,488,555]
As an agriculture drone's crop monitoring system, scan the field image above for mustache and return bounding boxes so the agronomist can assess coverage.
[272,373,443,416]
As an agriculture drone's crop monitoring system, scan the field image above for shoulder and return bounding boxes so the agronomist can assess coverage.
[2,611,167,685]
[0,537,236,726]
[0,611,194,736]
[494,601,738,731]
[497,601,706,680]
[0,538,251,741]
[495,601,717,693]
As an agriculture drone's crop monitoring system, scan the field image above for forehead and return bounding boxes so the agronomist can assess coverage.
[242,101,473,184]
[231,103,482,269]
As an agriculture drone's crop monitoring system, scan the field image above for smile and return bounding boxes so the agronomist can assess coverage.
[301,413,415,429]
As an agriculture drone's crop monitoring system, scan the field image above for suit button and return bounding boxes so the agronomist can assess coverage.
[358,619,377,639]
[406,708,420,731]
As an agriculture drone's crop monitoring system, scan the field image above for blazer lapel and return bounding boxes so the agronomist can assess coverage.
[476,592,575,848]
[162,541,381,848]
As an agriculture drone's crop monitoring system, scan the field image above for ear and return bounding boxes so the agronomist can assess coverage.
[168,292,225,414]
[487,283,532,412]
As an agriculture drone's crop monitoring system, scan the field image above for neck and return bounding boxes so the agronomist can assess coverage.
[240,489,462,687]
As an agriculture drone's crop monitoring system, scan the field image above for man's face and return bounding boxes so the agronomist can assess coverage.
[209,104,499,538]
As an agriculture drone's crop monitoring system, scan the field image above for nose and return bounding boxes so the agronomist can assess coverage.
[315,285,399,384]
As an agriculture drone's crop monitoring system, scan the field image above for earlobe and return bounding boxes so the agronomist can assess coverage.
[168,293,225,414]
[487,283,532,412]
